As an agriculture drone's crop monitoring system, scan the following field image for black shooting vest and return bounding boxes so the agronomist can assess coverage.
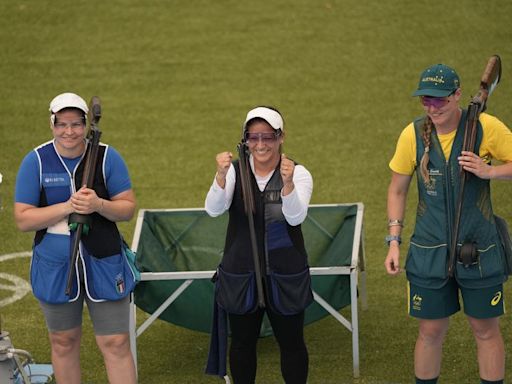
[221,160,308,276]
[405,110,507,288]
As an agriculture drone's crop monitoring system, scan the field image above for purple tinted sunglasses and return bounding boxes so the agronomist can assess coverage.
[244,131,280,144]
[420,95,451,109]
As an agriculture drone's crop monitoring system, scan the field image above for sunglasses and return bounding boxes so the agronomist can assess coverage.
[420,95,452,109]
[244,131,280,145]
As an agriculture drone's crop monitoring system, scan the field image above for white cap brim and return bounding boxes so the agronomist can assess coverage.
[243,107,283,131]
[49,92,88,114]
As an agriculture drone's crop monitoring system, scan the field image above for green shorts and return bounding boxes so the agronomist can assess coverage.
[408,279,505,319]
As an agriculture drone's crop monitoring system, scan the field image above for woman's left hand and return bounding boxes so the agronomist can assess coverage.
[70,186,102,214]
[280,154,295,183]
[458,151,492,179]
[280,154,295,195]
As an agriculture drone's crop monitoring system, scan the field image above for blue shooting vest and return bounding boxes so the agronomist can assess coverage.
[30,141,136,304]
[405,111,507,289]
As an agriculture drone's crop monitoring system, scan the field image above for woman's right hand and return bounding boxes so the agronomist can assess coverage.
[215,152,232,188]
[384,244,402,275]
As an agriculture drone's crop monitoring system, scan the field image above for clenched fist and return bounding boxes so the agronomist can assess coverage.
[215,152,233,188]
[280,154,295,195]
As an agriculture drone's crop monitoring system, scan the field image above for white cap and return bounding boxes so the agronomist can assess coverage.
[49,92,88,114]
[243,107,283,131]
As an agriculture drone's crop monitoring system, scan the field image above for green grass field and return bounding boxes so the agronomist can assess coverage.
[1,0,512,382]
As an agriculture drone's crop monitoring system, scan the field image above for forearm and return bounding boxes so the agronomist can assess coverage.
[205,181,227,216]
[14,202,73,232]
[281,181,294,196]
[489,162,512,180]
[387,193,407,237]
[387,173,411,239]
[282,167,313,226]
[102,188,136,221]
[384,179,409,274]
[205,166,235,217]
[97,197,135,222]
[282,188,310,225]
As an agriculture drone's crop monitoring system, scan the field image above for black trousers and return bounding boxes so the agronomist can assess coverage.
[228,307,308,384]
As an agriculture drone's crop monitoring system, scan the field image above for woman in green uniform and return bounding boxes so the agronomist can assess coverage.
[385,64,512,384]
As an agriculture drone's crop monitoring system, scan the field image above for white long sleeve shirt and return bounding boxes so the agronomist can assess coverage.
[205,158,313,226]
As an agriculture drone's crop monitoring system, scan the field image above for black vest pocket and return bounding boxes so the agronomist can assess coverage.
[269,268,313,315]
[215,265,258,314]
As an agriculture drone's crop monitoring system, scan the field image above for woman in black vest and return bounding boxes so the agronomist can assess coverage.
[205,106,313,383]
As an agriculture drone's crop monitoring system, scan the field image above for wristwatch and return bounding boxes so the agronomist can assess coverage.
[385,235,402,246]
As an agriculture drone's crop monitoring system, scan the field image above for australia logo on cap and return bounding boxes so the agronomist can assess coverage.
[421,75,445,84]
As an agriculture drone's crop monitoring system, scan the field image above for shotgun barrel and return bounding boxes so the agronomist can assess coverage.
[65,97,102,295]
[447,55,501,276]
[237,141,266,308]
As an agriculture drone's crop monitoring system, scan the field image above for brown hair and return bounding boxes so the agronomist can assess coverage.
[419,116,433,186]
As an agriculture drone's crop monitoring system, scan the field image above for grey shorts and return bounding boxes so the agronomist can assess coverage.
[39,290,131,335]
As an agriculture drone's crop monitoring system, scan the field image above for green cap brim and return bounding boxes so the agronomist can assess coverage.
[412,88,454,97]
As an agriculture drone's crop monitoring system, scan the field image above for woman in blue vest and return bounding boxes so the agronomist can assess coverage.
[205,106,313,383]
[385,64,512,384]
[14,93,137,384]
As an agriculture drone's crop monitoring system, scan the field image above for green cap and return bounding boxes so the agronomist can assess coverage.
[412,64,460,97]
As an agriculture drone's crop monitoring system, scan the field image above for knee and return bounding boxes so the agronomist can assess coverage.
[230,330,259,351]
[418,320,448,346]
[97,334,131,359]
[469,319,501,342]
[230,337,258,352]
[276,336,306,353]
[50,331,80,356]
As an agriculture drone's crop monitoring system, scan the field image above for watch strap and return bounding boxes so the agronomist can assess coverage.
[385,235,402,246]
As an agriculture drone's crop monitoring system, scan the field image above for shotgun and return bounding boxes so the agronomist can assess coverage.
[237,141,266,308]
[448,55,501,276]
[65,97,102,295]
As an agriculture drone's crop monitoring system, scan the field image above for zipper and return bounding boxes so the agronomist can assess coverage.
[431,132,455,275]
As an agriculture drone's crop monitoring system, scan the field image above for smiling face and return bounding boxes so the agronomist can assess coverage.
[245,120,283,168]
[51,108,86,158]
[421,88,462,133]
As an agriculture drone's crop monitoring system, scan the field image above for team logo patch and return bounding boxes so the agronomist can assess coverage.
[42,173,69,187]
[491,291,502,306]
[115,273,125,295]
[412,294,423,311]
[425,168,440,196]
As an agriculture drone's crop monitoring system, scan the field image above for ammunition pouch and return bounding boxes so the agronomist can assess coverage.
[458,241,479,268]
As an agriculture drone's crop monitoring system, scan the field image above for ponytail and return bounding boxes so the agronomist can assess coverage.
[419,116,433,186]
